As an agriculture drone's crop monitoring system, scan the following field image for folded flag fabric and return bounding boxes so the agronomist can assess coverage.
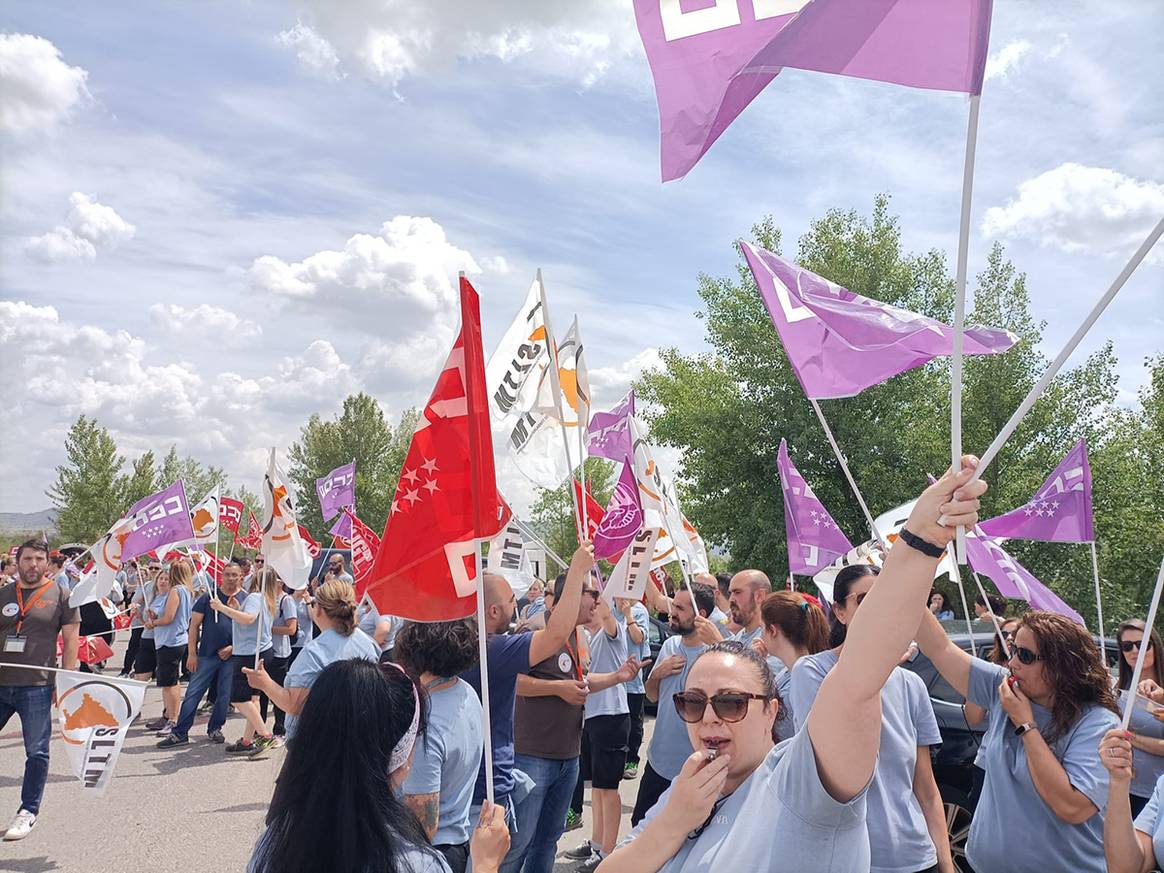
[978,439,1094,543]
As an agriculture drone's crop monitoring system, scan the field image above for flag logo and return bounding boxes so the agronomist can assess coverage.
[58,681,134,747]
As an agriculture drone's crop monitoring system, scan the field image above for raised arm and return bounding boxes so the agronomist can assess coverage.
[915,609,975,699]
[806,459,985,802]
[530,541,592,666]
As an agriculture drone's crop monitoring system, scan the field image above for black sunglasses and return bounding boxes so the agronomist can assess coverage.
[582,589,600,600]
[1009,646,1043,666]
[673,690,771,724]
[1121,639,1145,653]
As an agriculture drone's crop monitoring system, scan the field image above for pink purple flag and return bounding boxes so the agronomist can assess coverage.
[741,0,993,95]
[119,481,196,562]
[966,532,1084,624]
[977,439,1094,543]
[316,461,355,522]
[588,389,636,462]
[594,462,644,560]
[329,511,353,540]
[741,241,1017,399]
[777,438,853,574]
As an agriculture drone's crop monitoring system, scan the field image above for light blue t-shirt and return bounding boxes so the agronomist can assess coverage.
[621,603,651,696]
[293,598,312,648]
[231,592,274,657]
[248,830,449,873]
[773,665,795,743]
[270,594,299,659]
[709,606,732,637]
[625,727,869,872]
[965,659,1116,873]
[646,634,707,780]
[1133,771,1164,863]
[284,627,380,737]
[585,620,629,719]
[1121,688,1164,799]
[134,581,155,637]
[358,607,401,653]
[402,678,483,846]
[791,649,941,873]
[152,586,193,649]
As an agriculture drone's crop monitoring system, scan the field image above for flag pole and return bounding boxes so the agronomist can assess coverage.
[574,317,591,538]
[946,545,978,659]
[968,567,1009,661]
[1122,553,1164,731]
[510,518,569,571]
[473,536,495,802]
[966,214,1164,488]
[809,399,889,549]
[1089,541,1106,656]
[950,94,982,565]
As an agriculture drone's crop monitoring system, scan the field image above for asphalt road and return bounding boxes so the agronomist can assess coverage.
[0,643,650,873]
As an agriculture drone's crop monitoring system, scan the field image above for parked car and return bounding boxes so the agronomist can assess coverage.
[643,614,674,715]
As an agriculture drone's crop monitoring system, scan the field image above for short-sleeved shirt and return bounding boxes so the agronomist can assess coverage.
[792,649,942,873]
[283,627,380,737]
[292,598,312,648]
[133,581,156,636]
[0,580,80,687]
[461,632,534,805]
[1121,688,1164,799]
[403,678,484,846]
[152,586,193,649]
[625,727,870,872]
[647,635,707,780]
[357,608,400,653]
[270,594,299,658]
[622,603,651,695]
[709,606,732,637]
[192,590,234,656]
[773,665,795,743]
[1133,771,1164,863]
[515,631,586,760]
[965,659,1116,873]
[231,592,274,656]
[585,620,629,720]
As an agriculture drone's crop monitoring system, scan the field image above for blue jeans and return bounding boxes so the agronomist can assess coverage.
[0,684,54,815]
[174,652,233,737]
[501,754,580,873]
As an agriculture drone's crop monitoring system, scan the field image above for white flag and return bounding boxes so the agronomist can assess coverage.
[486,521,537,600]
[486,278,550,422]
[55,670,146,794]
[535,317,591,429]
[506,409,575,490]
[261,448,312,590]
[651,514,710,573]
[602,526,660,606]
[190,486,220,544]
[69,523,128,608]
[629,416,695,559]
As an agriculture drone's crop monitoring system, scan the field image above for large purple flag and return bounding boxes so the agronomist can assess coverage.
[588,390,636,462]
[316,461,355,522]
[978,439,1094,543]
[777,439,853,574]
[966,533,1084,624]
[741,242,1017,399]
[120,481,196,562]
[741,0,993,96]
[593,462,644,560]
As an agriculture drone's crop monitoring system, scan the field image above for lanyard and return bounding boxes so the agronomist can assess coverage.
[14,581,55,635]
[567,629,584,682]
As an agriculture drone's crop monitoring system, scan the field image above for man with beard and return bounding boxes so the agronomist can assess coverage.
[727,569,796,739]
[628,582,716,826]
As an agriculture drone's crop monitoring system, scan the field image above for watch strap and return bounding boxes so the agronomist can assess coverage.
[899,528,945,558]
[1014,722,1038,736]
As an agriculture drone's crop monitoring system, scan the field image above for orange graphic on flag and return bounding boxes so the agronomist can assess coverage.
[63,694,118,732]
[192,508,214,534]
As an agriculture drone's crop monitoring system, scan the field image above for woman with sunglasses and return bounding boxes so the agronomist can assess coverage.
[916,607,1119,873]
[790,564,953,873]
[1111,620,1164,817]
[598,459,986,873]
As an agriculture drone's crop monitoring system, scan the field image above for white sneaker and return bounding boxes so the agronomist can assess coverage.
[3,809,36,841]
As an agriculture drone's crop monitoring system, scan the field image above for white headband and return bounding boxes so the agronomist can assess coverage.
[385,663,420,773]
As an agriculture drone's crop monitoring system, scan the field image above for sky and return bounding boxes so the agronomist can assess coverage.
[1,0,1161,517]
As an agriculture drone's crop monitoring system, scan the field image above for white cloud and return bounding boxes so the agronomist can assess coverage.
[149,303,262,340]
[25,192,135,262]
[982,163,1164,257]
[277,22,344,80]
[0,33,89,133]
[984,40,1032,81]
[589,347,663,407]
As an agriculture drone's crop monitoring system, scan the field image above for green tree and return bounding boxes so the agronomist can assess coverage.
[118,450,158,508]
[155,446,226,501]
[220,484,263,558]
[528,458,616,570]
[47,416,126,543]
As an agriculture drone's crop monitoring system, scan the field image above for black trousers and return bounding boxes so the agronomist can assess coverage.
[626,693,646,765]
[630,762,671,826]
[260,655,291,733]
[435,842,469,873]
[122,627,143,674]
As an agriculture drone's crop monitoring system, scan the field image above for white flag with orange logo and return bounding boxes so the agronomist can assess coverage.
[535,317,591,429]
[261,448,312,590]
[55,670,145,794]
[628,416,696,560]
[190,486,220,545]
[70,520,132,608]
[486,278,550,423]
[651,513,710,573]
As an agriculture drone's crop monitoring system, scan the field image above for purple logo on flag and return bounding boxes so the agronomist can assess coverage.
[120,481,196,562]
[978,439,1093,543]
[317,461,355,522]
[777,439,852,574]
[594,463,644,560]
[966,532,1083,625]
[588,390,636,462]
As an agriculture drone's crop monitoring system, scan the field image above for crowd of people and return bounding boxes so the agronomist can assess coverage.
[4,460,1164,873]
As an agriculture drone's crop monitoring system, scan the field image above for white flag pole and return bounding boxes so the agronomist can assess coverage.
[510,518,569,571]
[951,94,982,565]
[1089,541,1106,656]
[947,546,978,659]
[810,399,889,549]
[574,317,591,538]
[966,215,1164,488]
[968,567,1009,661]
[474,536,495,803]
[1121,553,1164,731]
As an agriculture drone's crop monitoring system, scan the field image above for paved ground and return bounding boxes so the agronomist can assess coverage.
[0,642,650,873]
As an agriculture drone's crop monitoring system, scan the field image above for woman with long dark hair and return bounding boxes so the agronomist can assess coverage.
[1109,619,1164,818]
[760,591,828,742]
[917,605,1120,872]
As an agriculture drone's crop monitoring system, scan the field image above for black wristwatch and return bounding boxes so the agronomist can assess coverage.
[898,528,945,558]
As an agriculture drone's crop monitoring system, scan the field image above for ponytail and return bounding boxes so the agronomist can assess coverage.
[761,591,829,654]
[828,564,880,648]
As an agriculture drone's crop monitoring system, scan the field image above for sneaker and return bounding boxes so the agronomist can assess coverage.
[576,852,606,873]
[563,810,583,833]
[623,762,639,780]
[564,842,595,861]
[156,733,189,748]
[144,715,168,731]
[248,734,276,758]
[3,809,36,841]
[268,735,284,749]
[207,729,225,744]
[197,701,214,715]
[156,720,177,737]
[225,739,256,754]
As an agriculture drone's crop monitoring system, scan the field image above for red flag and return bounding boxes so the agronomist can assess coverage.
[200,549,225,584]
[346,509,382,597]
[331,535,351,550]
[298,525,321,558]
[365,277,511,621]
[236,511,263,550]
[220,497,244,535]
[572,479,606,541]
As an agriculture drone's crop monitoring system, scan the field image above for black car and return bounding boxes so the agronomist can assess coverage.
[643,615,674,715]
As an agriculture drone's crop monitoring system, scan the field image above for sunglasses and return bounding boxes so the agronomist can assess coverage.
[255,559,265,564]
[1121,639,1145,653]
[1009,646,1043,666]
[673,690,771,724]
[582,589,599,600]
[1001,630,1016,640]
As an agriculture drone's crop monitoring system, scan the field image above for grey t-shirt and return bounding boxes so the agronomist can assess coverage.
[584,620,628,720]
[1121,688,1164,799]
[646,635,707,780]
[965,659,1115,873]
[791,649,941,873]
[622,603,651,695]
[624,727,869,872]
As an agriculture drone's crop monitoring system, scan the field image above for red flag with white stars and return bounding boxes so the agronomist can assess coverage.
[365,277,510,621]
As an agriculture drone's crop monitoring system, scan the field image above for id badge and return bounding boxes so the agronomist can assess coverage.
[3,635,27,654]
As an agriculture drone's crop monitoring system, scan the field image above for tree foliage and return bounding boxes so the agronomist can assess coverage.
[528,458,616,568]
[47,416,126,543]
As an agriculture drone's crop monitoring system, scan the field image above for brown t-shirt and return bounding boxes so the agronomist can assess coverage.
[514,629,586,760]
[0,579,80,687]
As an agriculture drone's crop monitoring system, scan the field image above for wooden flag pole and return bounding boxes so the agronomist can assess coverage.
[1121,553,1164,731]
[1089,541,1106,656]
[810,399,889,549]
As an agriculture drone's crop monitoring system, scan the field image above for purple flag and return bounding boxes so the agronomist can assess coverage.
[741,242,1017,399]
[966,533,1084,624]
[316,461,355,522]
[777,439,853,574]
[329,512,353,540]
[741,0,993,96]
[588,390,636,462]
[978,439,1094,543]
[120,481,196,562]
[593,462,644,560]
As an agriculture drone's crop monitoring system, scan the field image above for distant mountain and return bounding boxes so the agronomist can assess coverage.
[0,509,57,535]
